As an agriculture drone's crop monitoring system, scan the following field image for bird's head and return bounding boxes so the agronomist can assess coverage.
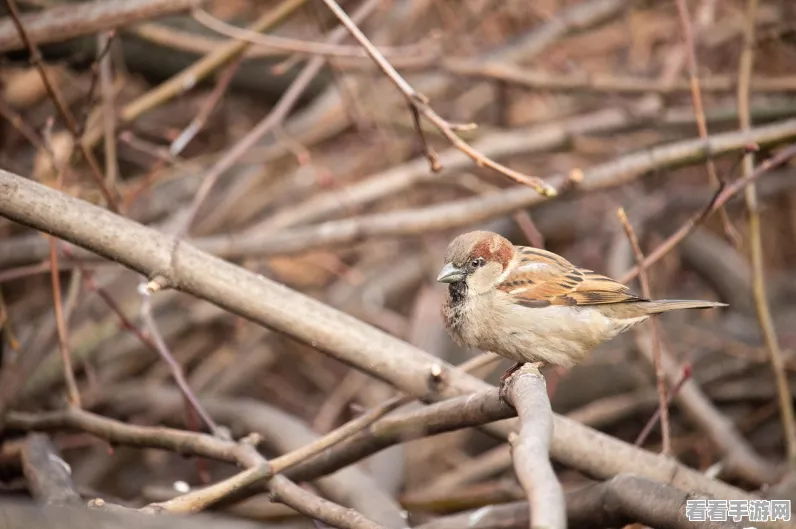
[437,231,515,295]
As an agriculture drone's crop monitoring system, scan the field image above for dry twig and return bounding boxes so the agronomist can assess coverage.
[48,237,80,407]
[317,0,555,196]
[97,31,118,188]
[137,288,225,439]
[617,208,670,455]
[442,60,796,95]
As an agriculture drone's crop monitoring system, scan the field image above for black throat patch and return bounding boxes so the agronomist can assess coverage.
[448,281,468,305]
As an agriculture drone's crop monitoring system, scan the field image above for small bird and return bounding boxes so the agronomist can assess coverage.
[437,230,726,387]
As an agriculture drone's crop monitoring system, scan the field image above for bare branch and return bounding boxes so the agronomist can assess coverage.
[673,0,738,244]
[504,364,565,529]
[317,0,555,196]
[617,208,670,454]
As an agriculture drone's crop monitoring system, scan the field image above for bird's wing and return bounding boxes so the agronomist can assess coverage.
[497,246,647,308]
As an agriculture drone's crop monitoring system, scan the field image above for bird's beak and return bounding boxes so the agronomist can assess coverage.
[437,263,464,283]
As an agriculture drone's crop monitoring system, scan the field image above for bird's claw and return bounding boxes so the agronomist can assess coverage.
[498,362,524,408]
[499,378,512,407]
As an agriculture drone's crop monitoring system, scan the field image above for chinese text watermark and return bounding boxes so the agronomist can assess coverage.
[686,499,791,522]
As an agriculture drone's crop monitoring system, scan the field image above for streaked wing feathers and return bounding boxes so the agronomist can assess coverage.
[498,246,646,308]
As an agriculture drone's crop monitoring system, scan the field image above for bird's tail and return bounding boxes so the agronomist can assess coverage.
[642,299,727,314]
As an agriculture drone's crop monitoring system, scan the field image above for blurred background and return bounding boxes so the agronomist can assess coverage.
[1,0,796,526]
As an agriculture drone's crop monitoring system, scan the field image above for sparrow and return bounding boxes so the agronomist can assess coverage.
[437,230,726,388]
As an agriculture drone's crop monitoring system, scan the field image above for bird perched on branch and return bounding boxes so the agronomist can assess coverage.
[437,230,726,396]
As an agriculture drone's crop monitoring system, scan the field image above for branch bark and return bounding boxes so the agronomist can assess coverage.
[0,0,201,53]
[504,365,565,529]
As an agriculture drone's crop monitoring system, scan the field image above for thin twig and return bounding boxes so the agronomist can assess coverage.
[737,0,796,463]
[317,0,555,196]
[48,238,80,407]
[2,0,120,211]
[138,287,226,439]
[40,109,82,409]
[97,31,118,188]
[673,0,737,245]
[634,365,691,447]
[79,30,116,134]
[191,8,426,60]
[269,394,411,474]
[169,54,244,156]
[617,208,669,455]
[442,60,796,94]
[409,104,441,171]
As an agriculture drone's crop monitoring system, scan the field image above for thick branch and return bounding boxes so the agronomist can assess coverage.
[504,365,565,529]
[0,0,202,53]
[4,408,390,529]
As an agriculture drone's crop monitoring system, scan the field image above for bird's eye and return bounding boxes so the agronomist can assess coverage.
[471,257,485,268]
